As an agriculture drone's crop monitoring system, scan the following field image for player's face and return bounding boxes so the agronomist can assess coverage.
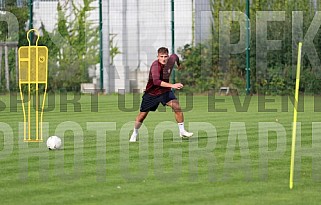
[158,52,169,65]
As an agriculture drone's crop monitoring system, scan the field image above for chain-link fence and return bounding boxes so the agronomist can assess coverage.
[2,0,321,94]
[0,0,212,93]
[26,0,197,93]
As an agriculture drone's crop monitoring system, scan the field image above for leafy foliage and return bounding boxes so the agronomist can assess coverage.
[47,0,99,91]
[0,1,28,91]
[178,0,321,95]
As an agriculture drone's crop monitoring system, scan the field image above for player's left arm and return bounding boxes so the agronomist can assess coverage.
[171,54,183,70]
[176,63,183,70]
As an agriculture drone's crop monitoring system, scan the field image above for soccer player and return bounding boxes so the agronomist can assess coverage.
[130,47,193,142]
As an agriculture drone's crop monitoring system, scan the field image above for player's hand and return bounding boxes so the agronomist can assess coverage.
[177,64,184,70]
[172,83,184,89]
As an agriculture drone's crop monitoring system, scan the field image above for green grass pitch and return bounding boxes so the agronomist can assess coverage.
[0,93,321,204]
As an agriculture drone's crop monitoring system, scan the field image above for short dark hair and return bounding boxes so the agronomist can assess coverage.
[158,47,169,54]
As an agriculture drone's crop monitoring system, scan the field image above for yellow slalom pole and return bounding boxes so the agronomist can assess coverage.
[289,42,302,189]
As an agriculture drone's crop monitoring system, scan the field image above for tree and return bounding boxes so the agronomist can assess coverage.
[0,0,28,91]
[179,0,321,94]
[48,0,99,91]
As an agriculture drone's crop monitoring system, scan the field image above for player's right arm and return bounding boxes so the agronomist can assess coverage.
[150,62,162,86]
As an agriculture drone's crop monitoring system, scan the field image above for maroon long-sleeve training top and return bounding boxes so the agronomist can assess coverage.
[144,54,180,96]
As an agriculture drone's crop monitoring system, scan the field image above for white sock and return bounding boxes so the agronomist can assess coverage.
[133,128,139,135]
[178,122,185,133]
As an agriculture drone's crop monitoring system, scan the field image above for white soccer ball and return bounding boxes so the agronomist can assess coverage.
[46,136,62,150]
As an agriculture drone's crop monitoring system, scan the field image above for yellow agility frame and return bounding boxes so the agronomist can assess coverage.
[18,29,48,142]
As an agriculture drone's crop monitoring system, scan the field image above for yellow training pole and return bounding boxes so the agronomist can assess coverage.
[289,42,302,189]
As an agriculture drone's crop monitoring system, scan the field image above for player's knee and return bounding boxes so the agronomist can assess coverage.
[172,105,182,112]
[136,112,148,122]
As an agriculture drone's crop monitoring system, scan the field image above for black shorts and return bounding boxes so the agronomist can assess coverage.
[140,91,177,112]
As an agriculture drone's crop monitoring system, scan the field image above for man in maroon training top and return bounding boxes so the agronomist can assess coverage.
[130,47,193,142]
